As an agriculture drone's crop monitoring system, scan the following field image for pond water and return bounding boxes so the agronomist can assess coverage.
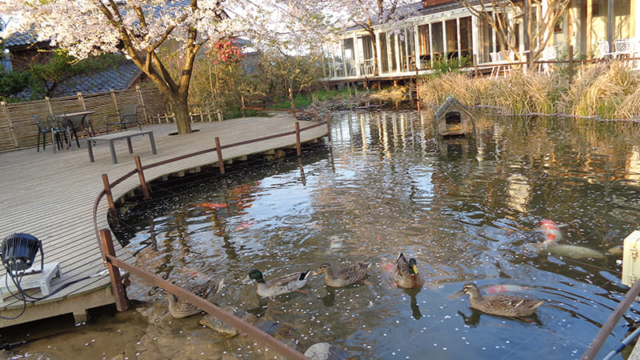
[112,107,640,359]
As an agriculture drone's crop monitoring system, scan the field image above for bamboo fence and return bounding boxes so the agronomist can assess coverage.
[0,86,168,152]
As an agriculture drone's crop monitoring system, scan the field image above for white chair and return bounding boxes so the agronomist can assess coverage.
[538,45,559,74]
[490,51,510,79]
[613,38,634,66]
[348,60,358,76]
[596,40,613,61]
[363,59,374,75]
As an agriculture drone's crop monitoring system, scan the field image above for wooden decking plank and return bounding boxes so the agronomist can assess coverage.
[0,115,327,327]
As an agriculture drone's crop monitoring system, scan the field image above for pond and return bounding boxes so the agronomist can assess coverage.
[115,106,640,359]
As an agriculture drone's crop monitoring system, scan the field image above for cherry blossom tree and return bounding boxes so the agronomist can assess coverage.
[0,0,334,134]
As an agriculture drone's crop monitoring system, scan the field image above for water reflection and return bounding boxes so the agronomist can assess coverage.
[115,109,640,359]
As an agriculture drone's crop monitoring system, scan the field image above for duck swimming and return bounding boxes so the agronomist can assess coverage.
[456,283,543,318]
[245,269,311,297]
[314,262,371,287]
[166,278,224,318]
[394,253,424,289]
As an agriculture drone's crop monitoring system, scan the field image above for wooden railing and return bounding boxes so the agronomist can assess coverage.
[580,280,640,359]
[92,107,330,360]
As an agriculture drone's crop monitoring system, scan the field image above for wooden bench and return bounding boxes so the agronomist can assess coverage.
[87,130,157,164]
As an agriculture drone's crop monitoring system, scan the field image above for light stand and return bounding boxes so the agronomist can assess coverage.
[1,233,44,276]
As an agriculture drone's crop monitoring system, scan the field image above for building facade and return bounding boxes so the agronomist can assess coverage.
[326,0,640,80]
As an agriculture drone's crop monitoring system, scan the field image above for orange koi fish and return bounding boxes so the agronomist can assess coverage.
[535,219,564,245]
[192,203,229,210]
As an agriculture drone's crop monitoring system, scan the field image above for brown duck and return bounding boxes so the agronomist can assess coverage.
[166,278,224,318]
[456,283,543,318]
[315,262,371,287]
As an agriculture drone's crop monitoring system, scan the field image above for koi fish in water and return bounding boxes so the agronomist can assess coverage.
[534,243,606,260]
[485,284,529,294]
[192,203,229,210]
[535,219,564,245]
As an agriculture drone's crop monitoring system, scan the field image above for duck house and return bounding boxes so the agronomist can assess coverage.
[433,96,476,138]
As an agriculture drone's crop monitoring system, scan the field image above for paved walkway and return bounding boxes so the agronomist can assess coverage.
[0,114,328,327]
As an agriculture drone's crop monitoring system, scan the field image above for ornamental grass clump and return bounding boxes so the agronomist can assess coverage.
[570,61,639,119]
[418,61,640,120]
[418,72,493,109]
[485,71,556,115]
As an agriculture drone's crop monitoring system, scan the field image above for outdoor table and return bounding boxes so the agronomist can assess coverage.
[54,110,96,148]
[62,110,95,138]
[86,130,157,164]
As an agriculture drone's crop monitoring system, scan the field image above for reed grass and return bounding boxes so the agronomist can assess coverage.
[418,61,640,120]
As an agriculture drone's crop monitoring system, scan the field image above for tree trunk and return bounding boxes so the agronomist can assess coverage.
[168,94,192,134]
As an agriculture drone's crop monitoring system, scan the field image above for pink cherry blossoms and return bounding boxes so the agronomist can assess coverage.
[206,39,244,67]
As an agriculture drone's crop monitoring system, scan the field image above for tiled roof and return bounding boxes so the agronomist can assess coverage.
[417,0,471,16]
[2,30,47,49]
[53,61,142,97]
[346,0,474,32]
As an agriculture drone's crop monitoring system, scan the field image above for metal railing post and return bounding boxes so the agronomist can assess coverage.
[295,122,301,156]
[100,229,128,311]
[102,174,119,226]
[135,156,150,200]
[215,137,225,174]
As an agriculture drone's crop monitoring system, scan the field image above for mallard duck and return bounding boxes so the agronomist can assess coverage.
[456,283,543,318]
[314,262,371,287]
[245,269,311,297]
[166,278,224,318]
[394,253,424,289]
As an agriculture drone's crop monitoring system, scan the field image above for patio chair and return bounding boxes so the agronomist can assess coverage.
[490,51,510,79]
[106,104,143,133]
[596,40,613,61]
[613,38,634,66]
[33,115,71,153]
[363,59,375,75]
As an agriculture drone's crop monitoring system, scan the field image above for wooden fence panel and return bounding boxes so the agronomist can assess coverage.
[0,87,167,153]
[0,104,17,151]
[1,100,50,152]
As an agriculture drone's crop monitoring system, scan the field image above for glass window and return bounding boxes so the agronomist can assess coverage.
[406,27,416,70]
[446,19,458,58]
[432,22,444,60]
[418,24,430,57]
[531,5,540,50]
[399,30,407,71]
[614,0,631,39]
[459,17,473,59]
[343,38,355,60]
[343,38,355,75]
[590,0,607,43]
[389,33,397,72]
[379,32,389,73]
[478,13,493,62]
[358,35,374,61]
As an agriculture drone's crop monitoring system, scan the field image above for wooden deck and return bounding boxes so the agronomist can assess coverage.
[0,114,328,327]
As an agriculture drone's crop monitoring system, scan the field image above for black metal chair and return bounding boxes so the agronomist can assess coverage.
[105,104,143,133]
[62,114,90,146]
[33,115,71,153]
